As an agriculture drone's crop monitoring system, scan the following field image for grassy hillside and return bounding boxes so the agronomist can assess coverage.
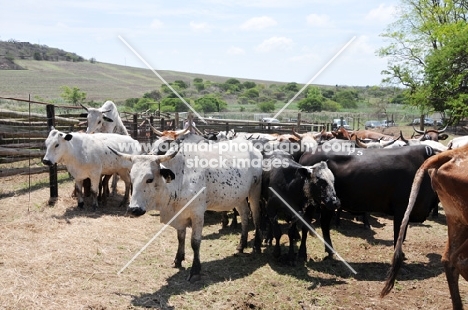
[0,59,283,104]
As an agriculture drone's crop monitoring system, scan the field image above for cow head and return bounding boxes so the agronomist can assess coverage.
[80,103,114,134]
[300,161,340,211]
[109,147,178,216]
[412,125,448,142]
[42,128,74,166]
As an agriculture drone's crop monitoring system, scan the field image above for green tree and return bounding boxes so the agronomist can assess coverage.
[195,94,227,112]
[243,81,256,89]
[297,87,324,112]
[284,82,299,92]
[60,86,86,105]
[379,0,468,118]
[143,90,162,101]
[424,22,468,122]
[258,101,275,113]
[333,90,358,109]
[243,88,259,99]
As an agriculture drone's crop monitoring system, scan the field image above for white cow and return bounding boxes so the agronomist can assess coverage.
[447,135,468,149]
[111,134,263,281]
[43,129,140,210]
[80,100,129,135]
[80,100,129,196]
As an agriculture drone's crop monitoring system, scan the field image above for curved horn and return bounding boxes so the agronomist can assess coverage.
[292,127,303,140]
[412,124,425,134]
[158,148,179,162]
[355,137,368,149]
[398,130,409,144]
[80,103,88,111]
[149,123,163,136]
[437,124,448,134]
[381,139,397,147]
[107,146,133,161]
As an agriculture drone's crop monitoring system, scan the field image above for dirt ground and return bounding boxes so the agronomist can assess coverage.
[0,172,466,310]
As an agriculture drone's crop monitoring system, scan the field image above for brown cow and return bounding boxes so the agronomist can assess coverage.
[350,129,394,141]
[412,125,449,142]
[381,144,468,310]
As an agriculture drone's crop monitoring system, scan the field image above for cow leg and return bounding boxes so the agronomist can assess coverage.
[298,206,314,262]
[362,212,371,229]
[236,200,250,253]
[99,175,111,207]
[119,172,132,207]
[287,223,298,265]
[174,229,186,268]
[320,208,335,258]
[334,208,342,227]
[442,250,463,310]
[188,215,204,282]
[111,173,119,196]
[90,176,100,211]
[230,208,239,229]
[221,211,229,228]
[75,180,85,209]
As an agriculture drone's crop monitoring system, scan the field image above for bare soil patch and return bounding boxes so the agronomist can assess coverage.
[0,173,465,309]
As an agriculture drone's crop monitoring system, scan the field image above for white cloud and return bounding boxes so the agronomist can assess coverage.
[255,36,293,53]
[240,16,277,30]
[190,21,211,32]
[365,4,397,23]
[150,19,163,29]
[227,46,245,55]
[306,13,332,27]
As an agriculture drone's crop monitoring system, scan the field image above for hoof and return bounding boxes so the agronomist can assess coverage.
[187,274,201,283]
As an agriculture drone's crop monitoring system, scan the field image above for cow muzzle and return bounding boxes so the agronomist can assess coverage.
[42,159,53,166]
[324,196,341,211]
[128,207,146,217]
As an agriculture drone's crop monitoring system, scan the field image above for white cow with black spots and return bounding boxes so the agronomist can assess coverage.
[110,134,263,281]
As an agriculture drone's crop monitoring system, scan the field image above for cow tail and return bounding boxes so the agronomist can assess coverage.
[381,152,453,298]
[380,166,426,297]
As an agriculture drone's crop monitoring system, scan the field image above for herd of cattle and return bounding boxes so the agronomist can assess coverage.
[41,101,468,309]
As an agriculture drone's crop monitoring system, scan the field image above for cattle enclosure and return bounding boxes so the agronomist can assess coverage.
[1,97,467,309]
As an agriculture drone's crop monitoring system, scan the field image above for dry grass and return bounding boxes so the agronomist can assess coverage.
[0,170,466,309]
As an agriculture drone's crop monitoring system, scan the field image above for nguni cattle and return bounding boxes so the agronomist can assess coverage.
[261,149,340,264]
[381,143,468,310]
[80,100,129,135]
[42,128,140,210]
[412,124,449,142]
[299,145,439,258]
[80,100,130,196]
[447,135,468,149]
[110,134,263,281]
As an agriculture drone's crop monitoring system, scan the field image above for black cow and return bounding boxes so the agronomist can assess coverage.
[299,145,439,258]
[261,150,340,263]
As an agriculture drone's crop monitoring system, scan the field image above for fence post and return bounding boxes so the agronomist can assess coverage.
[46,104,58,201]
[297,113,301,131]
[149,116,155,143]
[133,113,138,139]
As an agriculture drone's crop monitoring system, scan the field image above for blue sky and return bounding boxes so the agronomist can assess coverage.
[2,0,399,86]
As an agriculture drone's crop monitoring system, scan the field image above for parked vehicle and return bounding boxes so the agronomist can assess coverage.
[412,118,438,126]
[365,120,382,129]
[261,118,281,129]
[332,118,350,130]
[380,120,396,127]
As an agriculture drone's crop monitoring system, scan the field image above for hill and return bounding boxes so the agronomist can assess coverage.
[0,58,289,104]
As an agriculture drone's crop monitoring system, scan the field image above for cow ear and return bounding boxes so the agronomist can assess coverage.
[160,168,175,183]
[64,134,73,141]
[438,134,449,140]
[103,116,114,123]
[79,113,88,117]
